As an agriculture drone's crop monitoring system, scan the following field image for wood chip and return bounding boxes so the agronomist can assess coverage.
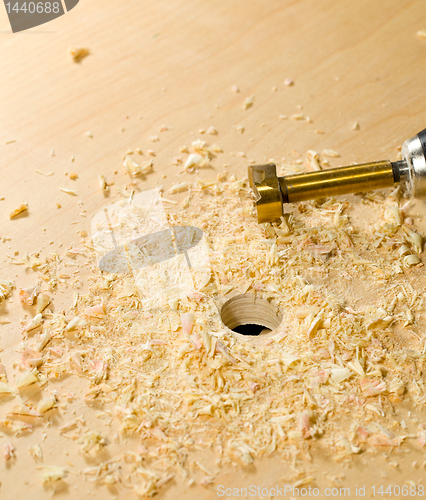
[35,170,54,177]
[243,95,254,110]
[60,188,78,196]
[322,149,340,158]
[70,47,90,62]
[10,203,28,219]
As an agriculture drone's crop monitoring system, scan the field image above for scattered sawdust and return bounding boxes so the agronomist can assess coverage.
[2,169,426,494]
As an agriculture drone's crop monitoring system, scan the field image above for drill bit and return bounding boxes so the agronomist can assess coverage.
[248,128,426,223]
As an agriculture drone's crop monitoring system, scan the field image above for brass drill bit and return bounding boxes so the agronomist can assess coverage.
[248,127,426,224]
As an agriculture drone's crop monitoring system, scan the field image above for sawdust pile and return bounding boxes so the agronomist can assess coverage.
[2,177,426,495]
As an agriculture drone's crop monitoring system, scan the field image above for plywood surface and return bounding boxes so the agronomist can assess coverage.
[1,0,426,498]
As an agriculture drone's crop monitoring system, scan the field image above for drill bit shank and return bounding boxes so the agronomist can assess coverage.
[280,160,397,203]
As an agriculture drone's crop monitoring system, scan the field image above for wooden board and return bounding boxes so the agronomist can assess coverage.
[2,0,426,498]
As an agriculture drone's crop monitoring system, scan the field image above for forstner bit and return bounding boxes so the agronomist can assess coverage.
[248,128,426,223]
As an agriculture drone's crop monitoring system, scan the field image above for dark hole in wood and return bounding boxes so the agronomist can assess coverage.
[232,324,272,336]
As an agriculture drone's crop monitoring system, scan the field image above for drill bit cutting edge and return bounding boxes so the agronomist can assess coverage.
[248,128,426,223]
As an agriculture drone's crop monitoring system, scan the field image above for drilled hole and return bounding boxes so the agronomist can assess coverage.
[220,294,281,337]
[233,324,271,336]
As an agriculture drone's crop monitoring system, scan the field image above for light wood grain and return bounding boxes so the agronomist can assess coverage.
[2,0,426,498]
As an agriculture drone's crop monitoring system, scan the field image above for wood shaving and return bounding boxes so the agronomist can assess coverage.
[211,144,223,153]
[10,203,28,219]
[70,47,90,62]
[78,431,107,453]
[124,156,153,177]
[36,293,50,313]
[23,313,43,332]
[184,153,204,170]
[37,396,56,414]
[322,149,340,158]
[16,371,38,388]
[243,95,254,110]
[29,444,43,461]
[168,182,188,194]
[35,170,54,177]
[41,466,67,482]
[4,442,15,461]
[19,285,39,305]
[60,188,78,196]
[306,150,322,171]
[99,174,109,192]
[0,280,14,301]
[0,382,14,394]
